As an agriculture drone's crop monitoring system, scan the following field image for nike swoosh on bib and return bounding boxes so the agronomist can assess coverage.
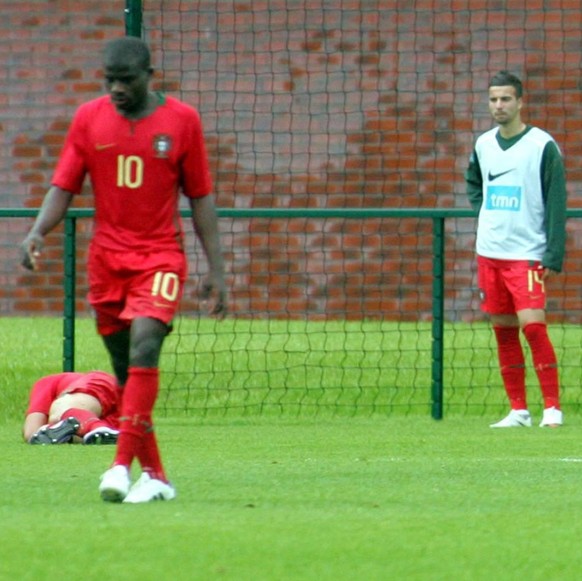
[487,169,514,181]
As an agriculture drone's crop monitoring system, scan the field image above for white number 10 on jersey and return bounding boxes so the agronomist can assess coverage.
[117,155,144,189]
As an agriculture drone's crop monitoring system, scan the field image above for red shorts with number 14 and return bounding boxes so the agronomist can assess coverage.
[477,255,547,315]
[88,244,187,336]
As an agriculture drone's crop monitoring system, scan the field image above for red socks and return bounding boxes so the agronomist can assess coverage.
[114,367,168,482]
[522,322,560,410]
[61,408,106,437]
[494,323,561,411]
[493,326,527,410]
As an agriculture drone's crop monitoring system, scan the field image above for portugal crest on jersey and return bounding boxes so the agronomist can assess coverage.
[153,134,172,158]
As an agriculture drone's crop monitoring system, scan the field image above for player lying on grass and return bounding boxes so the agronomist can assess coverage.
[24,371,121,445]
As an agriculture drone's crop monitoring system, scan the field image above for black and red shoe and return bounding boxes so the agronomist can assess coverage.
[29,417,80,444]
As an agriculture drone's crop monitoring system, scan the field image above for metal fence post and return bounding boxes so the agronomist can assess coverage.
[125,0,143,38]
[63,215,76,371]
[431,216,445,420]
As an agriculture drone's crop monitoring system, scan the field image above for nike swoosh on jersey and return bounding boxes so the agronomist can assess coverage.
[95,143,116,150]
[487,169,514,181]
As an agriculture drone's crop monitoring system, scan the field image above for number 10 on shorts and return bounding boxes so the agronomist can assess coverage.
[151,271,180,301]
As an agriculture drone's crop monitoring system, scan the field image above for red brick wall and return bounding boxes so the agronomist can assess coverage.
[2,1,581,321]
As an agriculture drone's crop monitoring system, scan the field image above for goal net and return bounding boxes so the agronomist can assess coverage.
[137,2,582,417]
[2,2,582,419]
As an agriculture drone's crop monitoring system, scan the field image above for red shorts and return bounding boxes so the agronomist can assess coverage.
[88,244,187,336]
[477,255,547,314]
[26,371,120,418]
[61,371,121,417]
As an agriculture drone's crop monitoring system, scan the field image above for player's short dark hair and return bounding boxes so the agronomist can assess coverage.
[104,36,151,71]
[489,70,523,98]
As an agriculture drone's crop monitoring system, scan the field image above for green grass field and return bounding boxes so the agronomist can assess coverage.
[2,417,582,580]
[2,317,582,580]
[3,316,581,422]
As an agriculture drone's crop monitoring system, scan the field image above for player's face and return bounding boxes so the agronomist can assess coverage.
[488,85,522,126]
[104,57,152,117]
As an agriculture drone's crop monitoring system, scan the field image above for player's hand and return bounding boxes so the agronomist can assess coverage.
[20,233,44,271]
[200,273,227,319]
[542,267,558,280]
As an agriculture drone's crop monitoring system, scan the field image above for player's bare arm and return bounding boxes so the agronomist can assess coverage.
[21,187,74,270]
[189,195,227,318]
[23,412,48,442]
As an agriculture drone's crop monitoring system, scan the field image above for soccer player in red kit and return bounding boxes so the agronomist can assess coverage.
[24,371,120,445]
[21,37,227,503]
[466,71,566,429]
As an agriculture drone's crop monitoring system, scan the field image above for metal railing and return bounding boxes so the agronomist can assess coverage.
[5,206,582,419]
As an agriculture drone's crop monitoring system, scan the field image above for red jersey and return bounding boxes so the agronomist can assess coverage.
[52,94,213,252]
[26,371,121,420]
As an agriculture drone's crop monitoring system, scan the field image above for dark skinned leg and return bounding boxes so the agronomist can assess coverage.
[102,328,130,386]
[128,317,169,368]
[102,318,168,384]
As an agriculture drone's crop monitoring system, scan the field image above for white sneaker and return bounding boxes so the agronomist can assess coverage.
[123,472,176,504]
[490,409,532,428]
[99,465,131,503]
[83,426,120,445]
[540,406,563,427]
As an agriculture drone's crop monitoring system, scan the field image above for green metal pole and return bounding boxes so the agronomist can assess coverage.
[431,217,445,419]
[63,216,76,372]
[125,0,143,38]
